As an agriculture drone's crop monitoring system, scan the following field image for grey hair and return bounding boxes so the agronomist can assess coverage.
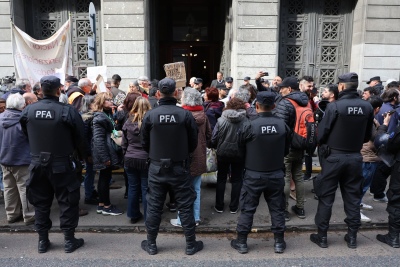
[78,78,91,88]
[6,93,25,110]
[80,94,96,113]
[235,86,251,102]
[182,87,203,106]
[138,76,149,81]
[132,80,139,87]
[59,93,69,104]
[16,79,30,91]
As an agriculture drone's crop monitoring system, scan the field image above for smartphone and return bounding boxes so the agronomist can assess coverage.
[262,72,269,76]
[384,110,396,117]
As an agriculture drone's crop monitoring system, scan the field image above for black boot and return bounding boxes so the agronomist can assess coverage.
[344,228,357,249]
[377,226,400,248]
[310,230,328,248]
[274,233,286,253]
[230,233,248,254]
[38,232,50,253]
[185,234,203,255]
[64,231,84,253]
[141,234,158,255]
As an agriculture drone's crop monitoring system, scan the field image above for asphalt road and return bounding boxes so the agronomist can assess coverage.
[0,230,398,267]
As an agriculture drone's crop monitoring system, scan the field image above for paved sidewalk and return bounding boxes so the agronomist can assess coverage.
[0,158,390,233]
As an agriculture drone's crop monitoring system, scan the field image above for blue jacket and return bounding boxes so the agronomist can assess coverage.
[0,109,31,166]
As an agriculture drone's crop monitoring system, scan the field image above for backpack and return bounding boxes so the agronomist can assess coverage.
[287,99,317,155]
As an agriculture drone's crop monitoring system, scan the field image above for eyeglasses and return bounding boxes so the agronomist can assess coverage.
[105,98,113,102]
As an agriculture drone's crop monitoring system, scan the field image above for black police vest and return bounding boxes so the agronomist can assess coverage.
[148,105,190,161]
[215,80,226,89]
[25,99,75,156]
[245,115,287,172]
[326,98,372,152]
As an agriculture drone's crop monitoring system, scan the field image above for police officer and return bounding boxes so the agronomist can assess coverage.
[231,91,291,254]
[20,76,85,254]
[310,72,374,249]
[140,77,202,255]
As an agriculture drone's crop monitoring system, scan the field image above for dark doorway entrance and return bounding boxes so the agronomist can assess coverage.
[150,0,228,87]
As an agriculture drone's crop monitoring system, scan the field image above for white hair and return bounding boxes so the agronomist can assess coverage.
[182,87,202,106]
[78,78,91,88]
[6,93,25,110]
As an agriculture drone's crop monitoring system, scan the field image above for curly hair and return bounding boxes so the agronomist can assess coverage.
[91,92,113,112]
[224,98,246,111]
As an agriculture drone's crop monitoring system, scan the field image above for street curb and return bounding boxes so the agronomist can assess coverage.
[0,222,388,234]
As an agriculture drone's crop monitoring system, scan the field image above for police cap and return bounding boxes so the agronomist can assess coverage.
[278,77,299,90]
[256,91,275,106]
[338,72,358,83]
[244,76,251,81]
[158,78,176,94]
[367,76,381,84]
[225,77,233,83]
[40,75,62,90]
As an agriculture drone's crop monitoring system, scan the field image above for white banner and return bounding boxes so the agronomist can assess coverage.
[12,19,73,85]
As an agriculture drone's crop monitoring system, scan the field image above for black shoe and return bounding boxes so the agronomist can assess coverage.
[231,237,248,254]
[141,240,158,255]
[284,211,290,222]
[291,205,306,219]
[376,227,400,248]
[186,240,204,255]
[303,174,311,181]
[84,197,98,205]
[310,233,328,248]
[65,237,84,253]
[130,214,143,224]
[38,240,50,253]
[166,202,177,212]
[344,233,357,249]
[274,238,286,254]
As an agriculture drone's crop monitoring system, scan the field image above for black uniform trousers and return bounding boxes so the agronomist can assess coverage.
[236,169,286,235]
[26,157,81,235]
[387,161,400,230]
[313,151,363,233]
[370,161,391,199]
[146,161,196,238]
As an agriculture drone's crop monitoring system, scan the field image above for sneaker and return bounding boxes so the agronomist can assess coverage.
[102,205,123,216]
[290,190,297,201]
[195,220,201,226]
[214,206,223,213]
[166,202,177,212]
[360,212,371,223]
[360,203,373,211]
[230,208,239,214]
[373,196,388,203]
[284,211,291,222]
[369,192,374,196]
[96,206,103,214]
[170,219,182,227]
[291,205,306,219]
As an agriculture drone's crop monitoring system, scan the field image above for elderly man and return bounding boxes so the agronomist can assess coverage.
[138,76,150,96]
[23,92,38,106]
[67,78,92,111]
[0,93,35,226]
[1,79,32,100]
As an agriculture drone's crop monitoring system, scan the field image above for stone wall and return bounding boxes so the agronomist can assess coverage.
[0,0,13,79]
[101,0,148,91]
[230,0,279,85]
[351,0,400,87]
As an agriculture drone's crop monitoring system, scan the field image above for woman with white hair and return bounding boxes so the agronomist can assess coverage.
[0,93,35,225]
[170,88,212,227]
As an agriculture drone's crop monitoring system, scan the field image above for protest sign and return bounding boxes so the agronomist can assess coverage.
[163,62,186,88]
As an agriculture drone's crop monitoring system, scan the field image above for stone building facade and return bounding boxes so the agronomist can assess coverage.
[0,0,399,90]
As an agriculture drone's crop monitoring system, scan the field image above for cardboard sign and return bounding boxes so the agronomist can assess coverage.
[163,62,186,88]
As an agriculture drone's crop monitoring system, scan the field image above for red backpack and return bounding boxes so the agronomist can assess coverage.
[287,99,317,155]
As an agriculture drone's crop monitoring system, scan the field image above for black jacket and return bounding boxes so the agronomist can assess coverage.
[273,91,309,130]
[91,111,120,170]
[81,111,94,159]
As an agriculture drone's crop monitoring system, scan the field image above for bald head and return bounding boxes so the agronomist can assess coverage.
[23,92,38,106]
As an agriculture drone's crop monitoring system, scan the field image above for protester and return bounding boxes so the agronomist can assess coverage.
[203,87,224,131]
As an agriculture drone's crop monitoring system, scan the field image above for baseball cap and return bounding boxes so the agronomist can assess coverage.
[194,78,203,84]
[256,91,275,106]
[278,77,299,90]
[338,72,358,83]
[225,77,233,83]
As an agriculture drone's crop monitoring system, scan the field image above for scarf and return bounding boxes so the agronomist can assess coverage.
[182,105,204,111]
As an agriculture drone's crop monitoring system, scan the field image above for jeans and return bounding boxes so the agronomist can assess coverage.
[84,161,95,199]
[125,167,148,220]
[98,167,112,206]
[0,167,4,192]
[177,175,201,224]
[359,162,379,205]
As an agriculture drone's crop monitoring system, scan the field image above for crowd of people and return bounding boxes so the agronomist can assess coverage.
[0,70,399,255]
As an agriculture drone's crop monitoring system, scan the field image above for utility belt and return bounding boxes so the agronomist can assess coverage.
[330,148,359,154]
[319,144,358,158]
[149,158,188,169]
[31,152,73,166]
